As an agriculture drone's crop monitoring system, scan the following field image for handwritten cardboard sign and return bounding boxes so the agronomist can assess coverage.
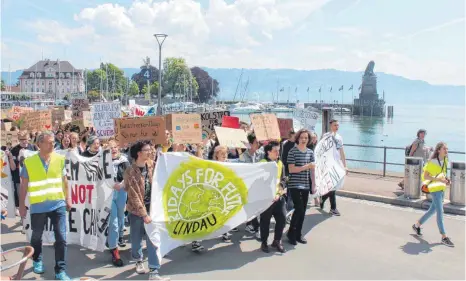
[293,109,319,132]
[250,113,280,141]
[170,113,202,144]
[200,111,230,140]
[1,131,18,147]
[21,110,52,131]
[71,99,90,120]
[277,118,293,138]
[51,109,72,125]
[8,106,33,121]
[214,126,248,148]
[91,102,121,138]
[82,111,93,127]
[114,116,166,146]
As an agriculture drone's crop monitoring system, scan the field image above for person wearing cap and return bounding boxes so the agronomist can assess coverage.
[81,135,101,158]
[399,129,431,189]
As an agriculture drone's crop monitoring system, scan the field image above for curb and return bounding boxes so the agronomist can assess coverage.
[336,190,466,216]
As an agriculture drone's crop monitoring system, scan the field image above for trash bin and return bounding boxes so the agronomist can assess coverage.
[450,162,465,206]
[404,157,423,199]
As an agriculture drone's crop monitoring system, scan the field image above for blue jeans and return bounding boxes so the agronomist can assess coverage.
[128,213,160,270]
[107,190,127,249]
[419,191,446,235]
[30,206,67,273]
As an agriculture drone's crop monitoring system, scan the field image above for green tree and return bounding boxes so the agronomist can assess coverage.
[142,81,160,97]
[162,57,198,99]
[86,63,128,97]
[87,90,101,102]
[191,67,219,103]
[0,79,5,90]
[128,80,140,96]
[131,65,160,93]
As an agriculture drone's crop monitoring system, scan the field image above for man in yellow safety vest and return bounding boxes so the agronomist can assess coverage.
[19,131,72,280]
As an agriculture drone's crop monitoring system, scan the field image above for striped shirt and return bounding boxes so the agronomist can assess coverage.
[287,146,315,189]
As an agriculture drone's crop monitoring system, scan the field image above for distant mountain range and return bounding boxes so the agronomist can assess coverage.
[3,67,464,106]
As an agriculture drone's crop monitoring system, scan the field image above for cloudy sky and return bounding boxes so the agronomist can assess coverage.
[1,0,464,85]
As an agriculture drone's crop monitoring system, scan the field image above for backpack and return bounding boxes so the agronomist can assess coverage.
[405,145,412,156]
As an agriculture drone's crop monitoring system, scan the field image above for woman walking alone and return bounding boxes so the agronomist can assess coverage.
[412,142,454,247]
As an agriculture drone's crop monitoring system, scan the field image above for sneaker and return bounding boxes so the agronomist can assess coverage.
[135,261,146,274]
[149,269,170,280]
[55,271,71,280]
[33,261,45,274]
[261,242,269,253]
[222,232,231,242]
[271,240,285,253]
[442,237,454,247]
[270,217,276,224]
[412,224,422,237]
[297,236,307,244]
[245,225,256,234]
[110,248,124,267]
[118,237,126,247]
[231,227,239,232]
[255,230,261,240]
[330,209,341,216]
[191,241,205,252]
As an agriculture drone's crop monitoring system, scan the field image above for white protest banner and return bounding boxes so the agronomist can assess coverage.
[145,153,278,260]
[293,108,319,132]
[23,150,115,251]
[313,133,346,197]
[200,111,230,139]
[0,151,15,218]
[91,102,121,139]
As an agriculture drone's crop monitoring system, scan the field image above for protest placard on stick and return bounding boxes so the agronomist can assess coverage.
[114,116,166,146]
[250,113,280,141]
[200,111,230,139]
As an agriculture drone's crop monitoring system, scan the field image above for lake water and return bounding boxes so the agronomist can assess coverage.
[233,104,465,173]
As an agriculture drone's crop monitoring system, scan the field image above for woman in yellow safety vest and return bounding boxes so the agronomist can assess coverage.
[259,141,287,253]
[412,142,454,247]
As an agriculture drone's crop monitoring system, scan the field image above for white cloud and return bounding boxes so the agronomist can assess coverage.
[29,20,94,44]
[328,26,368,38]
[306,45,336,53]
[3,0,464,85]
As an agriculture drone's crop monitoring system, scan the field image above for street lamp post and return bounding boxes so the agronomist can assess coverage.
[154,34,167,115]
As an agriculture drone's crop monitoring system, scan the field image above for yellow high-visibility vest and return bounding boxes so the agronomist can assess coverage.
[24,153,65,205]
[422,158,448,193]
[260,159,283,194]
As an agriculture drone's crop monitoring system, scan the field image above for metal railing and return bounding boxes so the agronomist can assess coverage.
[345,144,465,177]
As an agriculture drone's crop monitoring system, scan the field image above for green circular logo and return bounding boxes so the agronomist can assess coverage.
[163,157,248,240]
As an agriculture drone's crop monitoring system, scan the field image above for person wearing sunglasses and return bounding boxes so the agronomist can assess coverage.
[124,141,168,280]
[9,130,38,218]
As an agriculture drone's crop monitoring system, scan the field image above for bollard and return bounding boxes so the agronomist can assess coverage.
[450,162,465,206]
[321,108,333,137]
[404,157,423,199]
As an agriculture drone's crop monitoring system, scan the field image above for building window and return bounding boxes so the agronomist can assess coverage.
[30,73,35,78]
[60,73,64,78]
[49,81,52,85]
[42,81,44,85]
[67,81,70,85]
[66,73,71,78]
[37,73,41,78]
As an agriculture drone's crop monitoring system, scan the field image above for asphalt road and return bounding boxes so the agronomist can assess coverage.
[1,197,464,280]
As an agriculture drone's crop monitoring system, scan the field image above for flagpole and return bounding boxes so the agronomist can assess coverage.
[341,85,343,115]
